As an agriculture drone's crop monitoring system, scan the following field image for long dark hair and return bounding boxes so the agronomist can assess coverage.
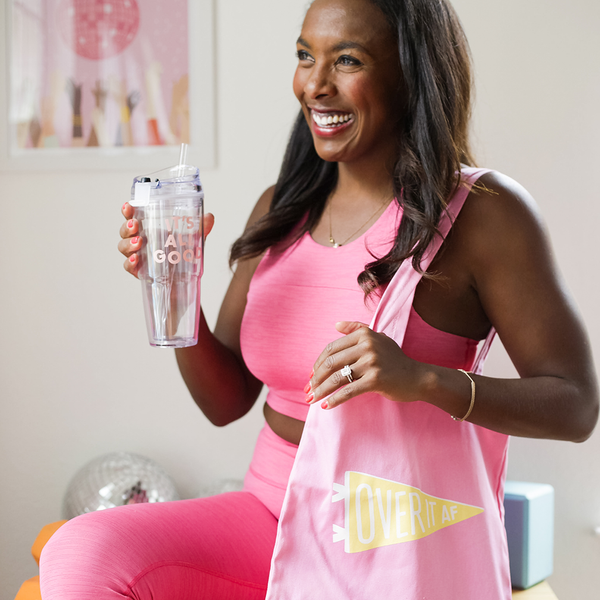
[230,0,476,294]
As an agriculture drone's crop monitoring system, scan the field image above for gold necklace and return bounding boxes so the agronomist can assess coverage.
[328,199,389,248]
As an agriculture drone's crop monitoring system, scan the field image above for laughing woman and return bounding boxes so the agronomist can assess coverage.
[41,0,597,598]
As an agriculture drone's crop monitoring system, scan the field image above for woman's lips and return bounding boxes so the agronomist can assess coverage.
[310,109,355,137]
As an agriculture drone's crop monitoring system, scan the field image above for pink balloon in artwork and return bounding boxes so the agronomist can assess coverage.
[57,0,140,60]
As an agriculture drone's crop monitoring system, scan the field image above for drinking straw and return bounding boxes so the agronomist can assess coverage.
[177,143,188,177]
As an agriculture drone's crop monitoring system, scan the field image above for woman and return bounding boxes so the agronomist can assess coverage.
[40,0,598,598]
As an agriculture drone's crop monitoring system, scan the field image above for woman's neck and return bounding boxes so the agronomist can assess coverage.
[332,160,395,207]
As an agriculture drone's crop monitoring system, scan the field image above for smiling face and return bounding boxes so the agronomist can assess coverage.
[293,0,403,166]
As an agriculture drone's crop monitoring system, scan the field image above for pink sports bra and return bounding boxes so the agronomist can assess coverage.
[240,200,479,421]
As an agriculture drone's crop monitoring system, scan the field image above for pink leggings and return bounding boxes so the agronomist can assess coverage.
[39,492,278,599]
[39,423,296,599]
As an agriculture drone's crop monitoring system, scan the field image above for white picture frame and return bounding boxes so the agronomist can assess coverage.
[0,0,215,172]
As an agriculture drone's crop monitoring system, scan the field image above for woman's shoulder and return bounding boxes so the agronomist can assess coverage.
[464,169,542,219]
[456,169,549,259]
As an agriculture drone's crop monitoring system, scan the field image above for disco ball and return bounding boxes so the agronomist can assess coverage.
[63,452,180,519]
[57,0,140,60]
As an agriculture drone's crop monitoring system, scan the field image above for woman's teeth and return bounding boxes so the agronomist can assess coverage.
[312,112,353,127]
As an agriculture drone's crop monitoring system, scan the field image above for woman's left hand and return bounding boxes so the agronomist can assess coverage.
[306,321,424,409]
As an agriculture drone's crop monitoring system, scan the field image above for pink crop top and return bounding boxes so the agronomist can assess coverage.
[240,200,479,421]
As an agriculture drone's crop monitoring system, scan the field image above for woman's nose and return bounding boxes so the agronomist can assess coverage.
[305,66,336,100]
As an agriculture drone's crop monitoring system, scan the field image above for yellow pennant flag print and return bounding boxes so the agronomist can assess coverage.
[332,472,484,553]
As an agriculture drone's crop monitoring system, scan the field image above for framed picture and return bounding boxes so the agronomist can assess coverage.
[0,0,215,171]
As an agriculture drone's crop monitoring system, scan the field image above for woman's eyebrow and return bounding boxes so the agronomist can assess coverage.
[332,40,372,56]
[296,36,372,57]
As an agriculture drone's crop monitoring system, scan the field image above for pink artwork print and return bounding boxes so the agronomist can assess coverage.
[9,0,190,150]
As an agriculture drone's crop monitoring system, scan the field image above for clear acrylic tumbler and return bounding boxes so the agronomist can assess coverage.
[130,165,204,348]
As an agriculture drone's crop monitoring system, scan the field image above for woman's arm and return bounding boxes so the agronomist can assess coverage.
[120,186,274,427]
[308,173,599,442]
[174,186,274,426]
[449,171,598,440]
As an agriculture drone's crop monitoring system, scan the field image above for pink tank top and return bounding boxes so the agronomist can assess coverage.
[241,200,479,421]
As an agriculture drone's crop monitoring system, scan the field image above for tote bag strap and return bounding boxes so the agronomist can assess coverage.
[472,326,497,374]
[370,167,493,346]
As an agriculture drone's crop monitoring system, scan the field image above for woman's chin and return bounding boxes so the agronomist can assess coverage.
[312,140,353,164]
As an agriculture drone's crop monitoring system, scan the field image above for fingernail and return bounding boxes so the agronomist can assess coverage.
[309,370,314,379]
[129,255,136,263]
[321,401,329,409]
[127,220,134,228]
[131,236,140,245]
[305,393,314,404]
[122,203,128,211]
[303,382,311,394]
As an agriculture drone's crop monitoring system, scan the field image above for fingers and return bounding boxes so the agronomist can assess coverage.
[321,377,371,410]
[120,202,140,278]
[119,204,212,281]
[119,214,139,240]
[118,207,141,258]
[308,356,365,408]
[311,321,370,375]
[121,204,214,242]
[308,328,367,408]
[121,201,135,220]
[307,323,395,410]
[312,346,357,391]
[335,320,370,334]
[312,333,358,374]
[118,234,142,257]
[123,254,140,279]
[204,213,215,239]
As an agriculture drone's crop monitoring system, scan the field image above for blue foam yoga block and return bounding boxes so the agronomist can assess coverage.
[504,481,554,590]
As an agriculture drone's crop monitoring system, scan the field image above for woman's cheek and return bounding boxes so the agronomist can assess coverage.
[292,69,305,103]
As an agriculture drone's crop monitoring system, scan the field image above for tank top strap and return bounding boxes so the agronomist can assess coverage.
[370,167,494,345]
[459,167,498,372]
[472,326,497,375]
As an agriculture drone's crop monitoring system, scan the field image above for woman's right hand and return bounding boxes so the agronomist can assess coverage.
[118,202,215,279]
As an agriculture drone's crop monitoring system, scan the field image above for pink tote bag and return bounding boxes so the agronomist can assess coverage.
[265,168,512,599]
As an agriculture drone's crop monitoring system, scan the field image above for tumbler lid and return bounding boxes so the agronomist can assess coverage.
[130,166,203,207]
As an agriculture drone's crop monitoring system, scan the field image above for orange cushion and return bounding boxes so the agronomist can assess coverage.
[14,576,41,600]
[31,521,68,566]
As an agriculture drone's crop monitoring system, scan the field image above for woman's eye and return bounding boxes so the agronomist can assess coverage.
[296,50,312,61]
[337,55,362,67]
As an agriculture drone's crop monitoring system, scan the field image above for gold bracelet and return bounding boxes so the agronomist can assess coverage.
[451,369,475,422]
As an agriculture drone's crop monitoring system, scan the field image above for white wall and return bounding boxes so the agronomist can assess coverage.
[457,1,600,598]
[1,1,598,599]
